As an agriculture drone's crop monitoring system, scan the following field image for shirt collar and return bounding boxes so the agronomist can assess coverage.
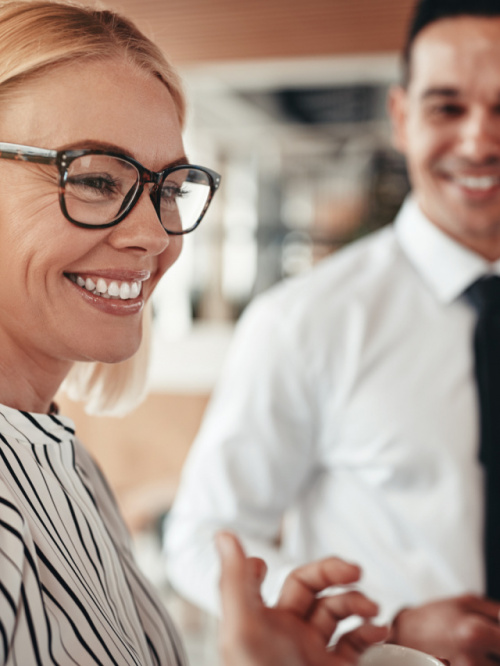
[394,196,500,304]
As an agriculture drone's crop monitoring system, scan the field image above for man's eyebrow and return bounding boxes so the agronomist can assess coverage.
[419,88,500,105]
[420,88,461,100]
[57,140,190,167]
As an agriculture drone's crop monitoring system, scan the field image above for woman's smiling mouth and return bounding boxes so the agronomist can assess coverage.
[66,273,143,300]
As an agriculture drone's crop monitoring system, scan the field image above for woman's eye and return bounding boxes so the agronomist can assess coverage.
[68,173,120,195]
[161,183,188,203]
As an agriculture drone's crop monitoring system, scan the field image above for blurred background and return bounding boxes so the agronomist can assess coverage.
[59,1,415,662]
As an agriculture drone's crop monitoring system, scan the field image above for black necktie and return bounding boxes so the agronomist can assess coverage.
[465,275,500,600]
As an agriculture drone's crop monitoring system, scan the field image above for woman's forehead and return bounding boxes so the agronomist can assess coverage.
[0,58,184,168]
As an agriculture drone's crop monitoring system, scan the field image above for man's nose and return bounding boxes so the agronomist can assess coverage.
[456,108,500,163]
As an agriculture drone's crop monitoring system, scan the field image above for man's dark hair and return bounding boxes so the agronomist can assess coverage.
[403,0,500,86]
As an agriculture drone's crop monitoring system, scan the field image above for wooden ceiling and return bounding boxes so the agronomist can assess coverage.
[107,0,416,65]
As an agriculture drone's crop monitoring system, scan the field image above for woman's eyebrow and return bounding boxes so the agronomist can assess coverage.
[166,156,191,169]
[56,140,190,167]
[58,139,130,152]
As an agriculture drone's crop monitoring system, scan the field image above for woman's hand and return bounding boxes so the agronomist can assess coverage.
[216,532,388,666]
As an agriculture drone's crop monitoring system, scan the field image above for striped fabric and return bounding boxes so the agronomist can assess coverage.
[0,403,187,666]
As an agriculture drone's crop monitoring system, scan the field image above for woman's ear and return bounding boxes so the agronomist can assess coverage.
[388,85,409,154]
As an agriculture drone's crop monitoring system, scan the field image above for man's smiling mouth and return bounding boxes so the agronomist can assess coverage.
[453,175,500,191]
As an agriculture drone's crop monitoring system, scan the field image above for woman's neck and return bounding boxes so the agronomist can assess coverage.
[0,349,70,414]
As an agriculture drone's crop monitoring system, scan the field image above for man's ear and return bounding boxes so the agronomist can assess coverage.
[388,85,408,154]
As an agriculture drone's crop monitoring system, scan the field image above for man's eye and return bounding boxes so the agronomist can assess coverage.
[428,103,464,118]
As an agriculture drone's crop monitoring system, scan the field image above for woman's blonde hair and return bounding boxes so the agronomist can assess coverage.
[0,0,186,415]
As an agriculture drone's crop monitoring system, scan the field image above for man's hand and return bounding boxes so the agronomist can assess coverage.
[216,532,388,666]
[389,595,500,666]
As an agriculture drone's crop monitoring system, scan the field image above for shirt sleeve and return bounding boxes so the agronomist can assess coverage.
[164,293,320,614]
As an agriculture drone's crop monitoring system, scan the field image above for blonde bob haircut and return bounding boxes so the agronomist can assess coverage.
[0,0,186,416]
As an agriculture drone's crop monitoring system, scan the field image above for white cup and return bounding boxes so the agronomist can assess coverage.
[359,644,443,666]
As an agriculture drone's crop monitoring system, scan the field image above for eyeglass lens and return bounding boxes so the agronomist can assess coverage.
[64,154,212,232]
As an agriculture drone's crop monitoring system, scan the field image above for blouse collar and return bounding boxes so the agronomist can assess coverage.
[0,402,75,446]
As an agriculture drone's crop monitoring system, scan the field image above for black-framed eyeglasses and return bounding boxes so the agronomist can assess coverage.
[0,142,221,234]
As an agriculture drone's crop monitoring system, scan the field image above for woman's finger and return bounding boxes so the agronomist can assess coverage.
[307,591,380,642]
[333,622,389,663]
[277,557,362,617]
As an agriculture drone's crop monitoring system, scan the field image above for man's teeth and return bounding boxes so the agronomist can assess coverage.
[70,275,142,300]
[456,175,500,190]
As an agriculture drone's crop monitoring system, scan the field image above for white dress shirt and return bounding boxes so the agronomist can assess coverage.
[165,198,500,626]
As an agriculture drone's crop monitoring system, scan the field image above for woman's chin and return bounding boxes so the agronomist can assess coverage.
[79,339,142,365]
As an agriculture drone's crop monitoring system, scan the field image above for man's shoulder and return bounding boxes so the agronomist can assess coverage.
[252,224,403,318]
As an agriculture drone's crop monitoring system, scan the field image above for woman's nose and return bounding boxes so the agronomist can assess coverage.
[107,187,170,256]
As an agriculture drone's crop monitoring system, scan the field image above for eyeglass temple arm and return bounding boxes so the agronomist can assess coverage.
[0,142,57,164]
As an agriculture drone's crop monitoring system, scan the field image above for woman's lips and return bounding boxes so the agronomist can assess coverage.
[65,273,146,316]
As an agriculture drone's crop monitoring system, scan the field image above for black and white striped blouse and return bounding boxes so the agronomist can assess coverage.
[0,403,187,665]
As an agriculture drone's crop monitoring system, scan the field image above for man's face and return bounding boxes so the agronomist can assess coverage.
[390,16,500,260]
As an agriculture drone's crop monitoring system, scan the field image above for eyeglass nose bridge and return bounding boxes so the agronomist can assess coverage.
[117,168,165,230]
[139,166,164,187]
[132,168,166,228]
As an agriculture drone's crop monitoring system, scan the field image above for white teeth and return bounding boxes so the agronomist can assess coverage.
[119,283,131,300]
[96,278,107,294]
[72,274,143,300]
[108,281,120,297]
[456,175,499,190]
